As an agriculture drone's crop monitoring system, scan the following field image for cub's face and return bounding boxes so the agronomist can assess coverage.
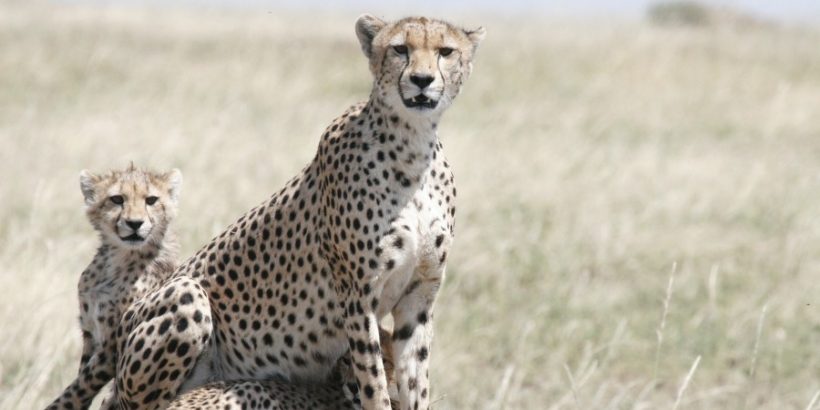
[80,165,181,249]
[356,15,485,119]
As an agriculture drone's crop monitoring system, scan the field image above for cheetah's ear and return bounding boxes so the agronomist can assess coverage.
[355,14,386,59]
[464,26,486,52]
[79,170,98,206]
[164,168,183,204]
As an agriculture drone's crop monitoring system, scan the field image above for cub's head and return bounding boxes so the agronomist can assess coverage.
[79,164,182,249]
[355,15,485,119]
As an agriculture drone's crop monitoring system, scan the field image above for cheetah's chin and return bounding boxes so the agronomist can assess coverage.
[403,94,438,110]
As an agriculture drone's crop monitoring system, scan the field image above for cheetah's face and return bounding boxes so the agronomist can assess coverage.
[79,165,182,249]
[356,15,485,118]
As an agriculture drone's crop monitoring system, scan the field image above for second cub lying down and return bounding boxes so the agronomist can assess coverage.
[167,327,397,410]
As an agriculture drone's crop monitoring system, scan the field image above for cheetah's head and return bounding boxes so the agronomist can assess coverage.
[79,164,182,249]
[356,15,485,119]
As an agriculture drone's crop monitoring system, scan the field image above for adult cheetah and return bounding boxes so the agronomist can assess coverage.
[110,15,484,410]
[46,164,184,409]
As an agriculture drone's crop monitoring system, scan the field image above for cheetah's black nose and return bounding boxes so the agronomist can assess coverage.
[125,220,144,230]
[409,74,434,89]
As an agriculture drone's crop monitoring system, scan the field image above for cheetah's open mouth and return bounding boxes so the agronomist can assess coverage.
[403,94,438,110]
[121,233,145,242]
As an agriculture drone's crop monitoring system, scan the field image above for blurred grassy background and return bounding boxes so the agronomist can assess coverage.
[1,2,820,409]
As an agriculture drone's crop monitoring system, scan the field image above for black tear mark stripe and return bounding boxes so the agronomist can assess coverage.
[397,49,411,103]
[437,54,446,88]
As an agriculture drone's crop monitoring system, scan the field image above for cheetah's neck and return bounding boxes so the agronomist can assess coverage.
[360,97,440,189]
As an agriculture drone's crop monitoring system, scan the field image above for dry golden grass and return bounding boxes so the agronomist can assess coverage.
[1,3,820,409]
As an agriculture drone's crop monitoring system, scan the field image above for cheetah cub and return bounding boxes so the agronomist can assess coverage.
[46,164,182,410]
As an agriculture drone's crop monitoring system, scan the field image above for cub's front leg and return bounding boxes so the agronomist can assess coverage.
[45,335,115,410]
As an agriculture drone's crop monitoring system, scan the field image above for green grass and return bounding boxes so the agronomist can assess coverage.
[1,3,820,409]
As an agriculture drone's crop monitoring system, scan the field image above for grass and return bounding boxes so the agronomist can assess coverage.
[2,3,820,409]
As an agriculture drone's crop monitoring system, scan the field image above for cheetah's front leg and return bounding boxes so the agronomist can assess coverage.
[340,286,393,410]
[390,274,442,410]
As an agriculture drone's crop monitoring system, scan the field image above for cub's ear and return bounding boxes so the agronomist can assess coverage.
[355,14,386,59]
[164,168,183,203]
[465,26,486,51]
[79,170,98,206]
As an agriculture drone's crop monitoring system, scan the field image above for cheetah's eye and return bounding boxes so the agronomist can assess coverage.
[439,47,454,57]
[393,45,408,55]
[109,195,124,205]
[145,196,159,206]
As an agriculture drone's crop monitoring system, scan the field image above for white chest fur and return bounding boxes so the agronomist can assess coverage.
[376,182,452,319]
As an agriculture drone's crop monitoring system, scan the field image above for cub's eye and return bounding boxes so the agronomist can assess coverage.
[109,195,124,205]
[145,196,159,205]
[393,45,408,55]
[439,47,454,57]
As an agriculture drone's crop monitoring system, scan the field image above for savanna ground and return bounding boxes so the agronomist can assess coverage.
[1,2,820,409]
